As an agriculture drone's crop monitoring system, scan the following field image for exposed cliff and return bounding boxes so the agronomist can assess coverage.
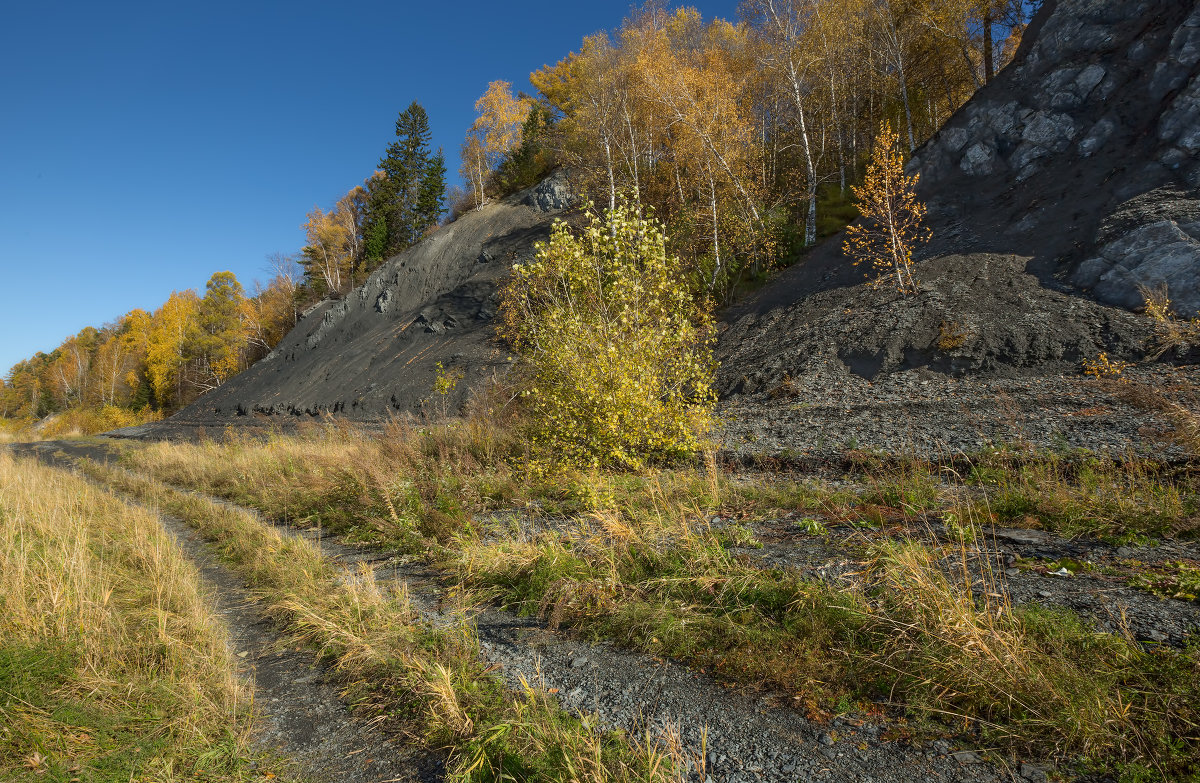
[914,0,1200,313]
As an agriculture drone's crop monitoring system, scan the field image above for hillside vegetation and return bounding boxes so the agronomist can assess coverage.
[2,0,1029,433]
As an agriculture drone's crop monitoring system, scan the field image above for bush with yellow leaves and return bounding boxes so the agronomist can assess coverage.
[499,201,715,469]
[1082,352,1129,380]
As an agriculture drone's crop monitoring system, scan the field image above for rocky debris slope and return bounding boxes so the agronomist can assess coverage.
[718,364,1199,461]
[120,173,573,436]
[719,253,1151,393]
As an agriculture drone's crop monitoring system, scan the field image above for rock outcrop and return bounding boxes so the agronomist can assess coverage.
[913,0,1200,315]
[716,0,1198,396]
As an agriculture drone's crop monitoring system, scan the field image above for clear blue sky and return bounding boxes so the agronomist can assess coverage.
[0,0,739,376]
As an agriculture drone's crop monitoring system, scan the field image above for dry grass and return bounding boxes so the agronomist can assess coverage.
[111,425,1200,778]
[0,451,257,781]
[82,458,687,783]
[967,454,1198,542]
[1141,284,1200,358]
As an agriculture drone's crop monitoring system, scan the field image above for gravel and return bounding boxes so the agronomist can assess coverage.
[717,363,1198,462]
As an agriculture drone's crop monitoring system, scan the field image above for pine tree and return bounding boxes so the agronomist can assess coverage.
[414,148,447,233]
[380,101,432,253]
[361,101,445,261]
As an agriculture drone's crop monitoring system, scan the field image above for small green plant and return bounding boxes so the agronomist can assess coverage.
[714,522,762,550]
[433,361,466,418]
[795,517,828,535]
[940,511,976,543]
[1131,561,1200,602]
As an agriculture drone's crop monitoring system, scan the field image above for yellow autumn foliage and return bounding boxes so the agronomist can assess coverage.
[843,122,932,296]
[499,201,715,469]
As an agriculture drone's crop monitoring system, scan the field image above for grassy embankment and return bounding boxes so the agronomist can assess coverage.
[110,421,1200,782]
[0,450,264,782]
[79,457,687,783]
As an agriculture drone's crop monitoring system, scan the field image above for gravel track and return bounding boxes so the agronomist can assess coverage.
[8,441,436,783]
[12,439,1051,783]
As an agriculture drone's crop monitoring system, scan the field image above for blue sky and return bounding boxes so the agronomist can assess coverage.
[0,0,739,376]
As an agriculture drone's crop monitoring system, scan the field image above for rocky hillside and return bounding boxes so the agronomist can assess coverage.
[718,0,1199,397]
[122,173,572,434]
[914,0,1200,313]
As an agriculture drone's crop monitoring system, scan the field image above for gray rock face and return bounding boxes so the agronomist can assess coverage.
[1074,214,1200,312]
[916,0,1200,315]
[523,169,576,212]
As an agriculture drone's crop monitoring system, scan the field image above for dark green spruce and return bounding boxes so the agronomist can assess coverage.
[364,101,446,262]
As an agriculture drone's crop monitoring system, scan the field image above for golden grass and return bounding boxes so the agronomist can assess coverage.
[0,451,256,781]
[111,425,1200,778]
[81,458,687,783]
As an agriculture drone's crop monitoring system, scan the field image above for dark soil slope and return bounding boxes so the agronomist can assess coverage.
[123,173,573,435]
[719,0,1200,397]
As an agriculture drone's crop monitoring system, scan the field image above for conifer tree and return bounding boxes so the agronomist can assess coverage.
[414,148,447,233]
[363,101,444,260]
[381,102,431,253]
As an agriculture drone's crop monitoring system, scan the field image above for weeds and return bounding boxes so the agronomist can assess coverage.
[1130,561,1200,603]
[1082,352,1130,379]
[936,321,970,352]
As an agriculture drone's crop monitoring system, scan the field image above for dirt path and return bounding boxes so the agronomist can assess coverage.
[9,441,439,783]
[14,438,1046,783]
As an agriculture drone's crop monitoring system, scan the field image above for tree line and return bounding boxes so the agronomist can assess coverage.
[459,0,1034,297]
[2,100,448,427]
[0,267,300,422]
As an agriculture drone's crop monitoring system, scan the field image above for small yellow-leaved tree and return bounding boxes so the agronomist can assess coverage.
[844,122,931,295]
[499,201,715,469]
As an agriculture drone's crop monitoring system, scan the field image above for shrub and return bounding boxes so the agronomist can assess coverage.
[499,201,716,469]
[1141,284,1200,358]
[1082,352,1128,379]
